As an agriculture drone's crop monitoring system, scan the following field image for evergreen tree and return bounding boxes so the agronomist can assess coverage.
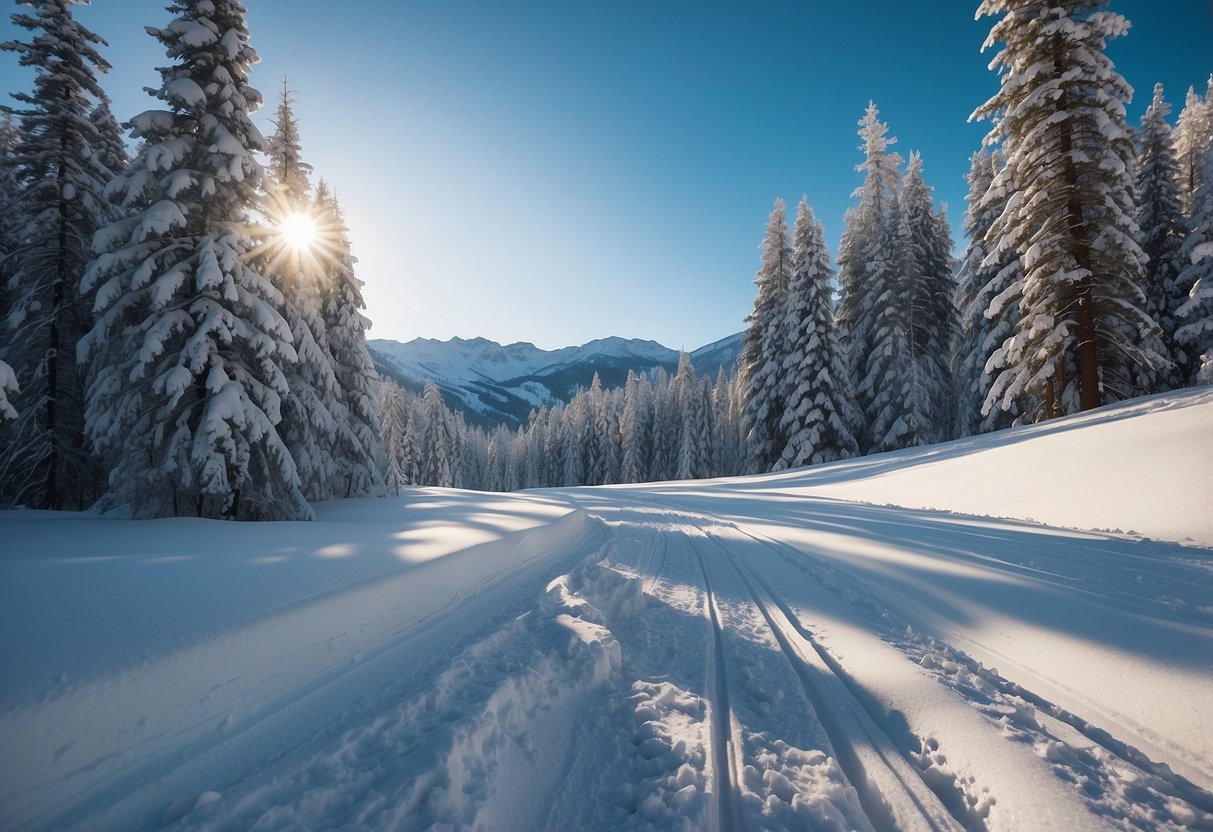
[974,0,1166,419]
[619,369,648,483]
[0,0,114,509]
[673,352,709,479]
[954,150,1023,435]
[88,100,127,186]
[1177,146,1213,384]
[379,379,409,495]
[837,102,902,450]
[899,152,957,440]
[741,198,793,472]
[259,86,338,501]
[864,198,925,452]
[777,197,859,468]
[80,0,310,520]
[415,382,455,487]
[0,113,23,321]
[1135,83,1189,390]
[316,184,383,497]
[1174,81,1213,219]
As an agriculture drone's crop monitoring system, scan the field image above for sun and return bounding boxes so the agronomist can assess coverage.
[279,212,317,251]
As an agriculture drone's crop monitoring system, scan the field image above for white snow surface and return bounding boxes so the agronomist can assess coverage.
[2,390,1211,831]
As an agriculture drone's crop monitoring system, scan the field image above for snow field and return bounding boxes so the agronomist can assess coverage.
[2,390,1211,831]
[0,493,592,831]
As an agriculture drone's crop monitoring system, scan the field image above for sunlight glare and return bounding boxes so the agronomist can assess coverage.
[280,212,317,251]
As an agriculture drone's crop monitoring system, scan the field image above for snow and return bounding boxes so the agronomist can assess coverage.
[2,390,1211,830]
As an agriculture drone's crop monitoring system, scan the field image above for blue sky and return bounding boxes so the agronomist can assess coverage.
[3,1,1211,350]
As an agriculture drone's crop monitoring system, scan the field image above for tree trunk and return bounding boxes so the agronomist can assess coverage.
[1056,62,1102,413]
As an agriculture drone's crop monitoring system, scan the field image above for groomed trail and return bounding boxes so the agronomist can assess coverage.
[2,389,1211,831]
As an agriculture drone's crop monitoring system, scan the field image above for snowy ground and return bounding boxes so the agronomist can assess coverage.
[2,389,1211,831]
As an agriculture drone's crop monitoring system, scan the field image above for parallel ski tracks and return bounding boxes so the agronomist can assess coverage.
[728,522,1213,819]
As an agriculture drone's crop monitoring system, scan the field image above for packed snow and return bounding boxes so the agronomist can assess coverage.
[2,390,1211,831]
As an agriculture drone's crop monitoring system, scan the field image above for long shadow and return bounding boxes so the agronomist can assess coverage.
[0,488,581,705]
[572,489,1213,674]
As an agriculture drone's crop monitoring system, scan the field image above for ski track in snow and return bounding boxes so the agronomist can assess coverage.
[3,394,1213,831]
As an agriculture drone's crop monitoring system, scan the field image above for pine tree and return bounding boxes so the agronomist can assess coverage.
[0,0,114,509]
[1174,80,1213,219]
[88,100,127,185]
[863,198,924,451]
[80,0,310,520]
[415,382,455,487]
[741,198,793,472]
[379,379,409,495]
[777,197,859,468]
[673,352,708,479]
[1177,146,1213,384]
[974,0,1166,419]
[316,184,383,497]
[1135,83,1189,390]
[899,152,957,441]
[259,86,338,501]
[618,369,648,483]
[954,150,1023,435]
[837,102,902,450]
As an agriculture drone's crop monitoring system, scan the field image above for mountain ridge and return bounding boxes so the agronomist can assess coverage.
[368,332,743,428]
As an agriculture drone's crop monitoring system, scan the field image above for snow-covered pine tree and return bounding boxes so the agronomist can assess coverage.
[1176,145,1213,384]
[1136,83,1190,390]
[837,102,903,451]
[777,197,859,468]
[618,369,648,483]
[899,152,957,441]
[741,198,793,472]
[0,0,114,509]
[379,379,409,495]
[315,183,383,497]
[88,100,128,187]
[863,195,924,452]
[80,0,310,520]
[710,367,735,476]
[953,149,1023,435]
[974,0,1166,418]
[258,86,339,501]
[414,381,455,487]
[673,352,708,479]
[1173,80,1213,220]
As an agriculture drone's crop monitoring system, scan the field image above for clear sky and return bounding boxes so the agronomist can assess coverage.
[3,1,1211,350]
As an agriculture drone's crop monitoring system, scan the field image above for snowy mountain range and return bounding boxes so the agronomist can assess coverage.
[368,332,743,427]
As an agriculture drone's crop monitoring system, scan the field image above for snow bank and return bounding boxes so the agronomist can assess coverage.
[728,388,1213,546]
[0,491,591,832]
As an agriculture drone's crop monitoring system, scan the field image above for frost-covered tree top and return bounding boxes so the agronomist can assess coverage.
[265,78,312,210]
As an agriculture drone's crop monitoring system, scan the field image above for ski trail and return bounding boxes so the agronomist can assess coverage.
[729,521,1213,829]
[687,534,747,832]
[712,535,967,832]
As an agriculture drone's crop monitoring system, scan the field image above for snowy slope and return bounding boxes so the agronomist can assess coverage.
[368,332,742,426]
[1,390,1210,831]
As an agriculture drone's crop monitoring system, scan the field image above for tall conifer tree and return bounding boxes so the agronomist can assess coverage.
[1,0,114,509]
[974,0,1166,418]
[81,0,310,519]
